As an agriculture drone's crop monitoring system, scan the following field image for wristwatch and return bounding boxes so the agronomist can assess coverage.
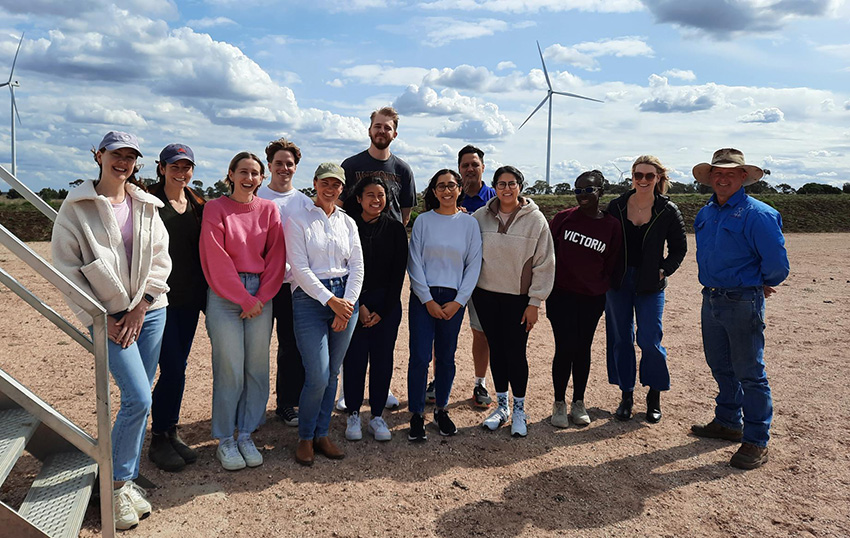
[143,293,155,305]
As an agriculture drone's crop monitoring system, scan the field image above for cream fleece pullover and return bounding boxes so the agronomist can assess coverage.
[472,197,555,307]
[52,180,171,326]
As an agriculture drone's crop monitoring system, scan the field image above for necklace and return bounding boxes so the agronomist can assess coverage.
[630,197,653,213]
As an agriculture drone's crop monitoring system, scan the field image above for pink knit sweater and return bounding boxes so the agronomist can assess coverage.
[200,195,286,311]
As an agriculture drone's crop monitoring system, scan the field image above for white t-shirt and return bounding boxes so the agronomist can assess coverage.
[257,185,313,283]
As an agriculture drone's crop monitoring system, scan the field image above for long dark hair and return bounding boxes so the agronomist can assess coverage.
[423,169,464,211]
[343,175,390,217]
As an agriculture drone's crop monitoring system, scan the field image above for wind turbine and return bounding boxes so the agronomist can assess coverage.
[0,33,23,177]
[518,40,602,186]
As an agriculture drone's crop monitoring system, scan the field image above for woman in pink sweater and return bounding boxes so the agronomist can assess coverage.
[200,152,286,471]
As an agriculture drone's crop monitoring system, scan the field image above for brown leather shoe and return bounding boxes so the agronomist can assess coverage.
[313,436,345,460]
[690,419,743,442]
[295,439,314,466]
[730,442,769,470]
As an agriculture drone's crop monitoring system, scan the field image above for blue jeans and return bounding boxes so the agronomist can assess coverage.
[293,278,358,440]
[206,273,273,440]
[151,304,201,433]
[701,287,772,447]
[408,287,465,414]
[104,306,166,481]
[605,267,669,392]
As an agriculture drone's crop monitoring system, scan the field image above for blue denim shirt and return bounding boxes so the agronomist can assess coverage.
[694,188,789,288]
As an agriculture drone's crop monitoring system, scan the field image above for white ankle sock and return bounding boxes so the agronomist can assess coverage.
[475,377,487,388]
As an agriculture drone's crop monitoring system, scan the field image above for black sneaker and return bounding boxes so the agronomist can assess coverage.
[425,380,436,404]
[434,409,458,436]
[472,384,492,408]
[408,414,427,442]
[276,407,299,427]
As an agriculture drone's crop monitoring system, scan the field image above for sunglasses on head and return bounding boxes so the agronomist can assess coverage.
[574,186,601,195]
[633,172,657,181]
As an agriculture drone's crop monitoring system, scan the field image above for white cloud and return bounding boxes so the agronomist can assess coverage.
[544,37,653,70]
[187,17,236,29]
[326,78,345,87]
[339,65,430,86]
[738,107,785,123]
[638,74,722,113]
[496,61,516,70]
[418,0,643,14]
[64,103,148,127]
[422,17,509,46]
[662,68,696,81]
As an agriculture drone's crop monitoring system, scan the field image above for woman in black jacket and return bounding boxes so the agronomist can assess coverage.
[604,155,687,423]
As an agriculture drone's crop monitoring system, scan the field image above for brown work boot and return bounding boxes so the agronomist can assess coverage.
[295,439,314,466]
[313,436,345,460]
[690,419,743,442]
[730,443,769,470]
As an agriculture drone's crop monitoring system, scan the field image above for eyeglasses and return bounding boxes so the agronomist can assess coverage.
[632,172,657,181]
[573,186,601,195]
[495,181,519,190]
[434,183,459,192]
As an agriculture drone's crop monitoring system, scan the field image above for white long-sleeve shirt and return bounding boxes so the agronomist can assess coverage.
[284,204,364,305]
[257,185,313,283]
[407,210,482,306]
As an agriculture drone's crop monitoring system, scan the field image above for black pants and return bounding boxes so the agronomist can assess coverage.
[472,287,530,398]
[343,299,401,417]
[273,283,304,410]
[547,290,606,402]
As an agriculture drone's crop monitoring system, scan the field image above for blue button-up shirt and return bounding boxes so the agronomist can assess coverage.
[461,183,496,213]
[694,188,789,288]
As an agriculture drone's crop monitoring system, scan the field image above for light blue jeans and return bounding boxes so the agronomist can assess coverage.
[104,306,166,481]
[206,273,273,440]
[293,277,358,441]
[701,286,772,447]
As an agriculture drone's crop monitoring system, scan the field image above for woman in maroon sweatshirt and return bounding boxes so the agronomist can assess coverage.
[547,170,622,428]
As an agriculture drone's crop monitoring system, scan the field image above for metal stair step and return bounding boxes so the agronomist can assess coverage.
[0,408,40,488]
[19,451,98,538]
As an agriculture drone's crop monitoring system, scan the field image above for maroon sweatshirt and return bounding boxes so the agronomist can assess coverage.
[549,207,622,297]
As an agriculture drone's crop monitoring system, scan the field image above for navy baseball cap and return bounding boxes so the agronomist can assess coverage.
[158,144,195,165]
[98,131,143,157]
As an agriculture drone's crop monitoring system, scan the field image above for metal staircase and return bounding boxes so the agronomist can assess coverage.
[0,164,115,537]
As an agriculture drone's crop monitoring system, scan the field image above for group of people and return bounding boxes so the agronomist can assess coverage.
[49,105,789,531]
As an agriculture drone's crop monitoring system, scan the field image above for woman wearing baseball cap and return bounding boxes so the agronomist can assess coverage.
[52,131,171,530]
[145,144,207,472]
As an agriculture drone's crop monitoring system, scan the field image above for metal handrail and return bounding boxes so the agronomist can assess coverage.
[0,165,115,537]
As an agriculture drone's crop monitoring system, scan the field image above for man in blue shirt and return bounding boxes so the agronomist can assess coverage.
[690,148,790,470]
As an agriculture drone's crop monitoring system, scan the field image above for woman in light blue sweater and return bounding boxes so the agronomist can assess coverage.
[407,169,482,442]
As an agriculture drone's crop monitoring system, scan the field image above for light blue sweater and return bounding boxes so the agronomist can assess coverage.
[407,210,482,306]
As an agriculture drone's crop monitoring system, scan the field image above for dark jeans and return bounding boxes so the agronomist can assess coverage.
[151,304,200,433]
[472,287,530,398]
[343,296,402,417]
[547,290,606,403]
[273,283,304,410]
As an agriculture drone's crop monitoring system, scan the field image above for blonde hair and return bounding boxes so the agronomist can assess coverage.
[631,155,669,195]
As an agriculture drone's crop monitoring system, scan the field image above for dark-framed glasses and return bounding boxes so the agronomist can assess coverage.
[495,180,519,190]
[574,186,601,195]
[435,182,459,192]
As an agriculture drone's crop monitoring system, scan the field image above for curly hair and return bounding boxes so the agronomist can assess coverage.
[264,138,302,165]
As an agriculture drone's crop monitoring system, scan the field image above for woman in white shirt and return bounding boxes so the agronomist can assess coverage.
[407,169,482,442]
[284,163,364,466]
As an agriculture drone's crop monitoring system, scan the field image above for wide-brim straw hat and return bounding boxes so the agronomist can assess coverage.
[692,148,764,186]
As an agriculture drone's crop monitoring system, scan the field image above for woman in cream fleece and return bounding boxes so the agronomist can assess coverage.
[471,165,555,437]
[52,131,171,531]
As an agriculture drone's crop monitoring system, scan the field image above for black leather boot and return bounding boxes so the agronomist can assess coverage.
[646,389,662,423]
[166,426,198,464]
[149,431,186,472]
[615,390,633,421]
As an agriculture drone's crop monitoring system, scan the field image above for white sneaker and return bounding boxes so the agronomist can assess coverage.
[217,438,246,471]
[482,406,510,431]
[113,484,139,530]
[385,390,400,409]
[570,400,591,426]
[368,416,392,441]
[125,480,151,518]
[346,411,363,441]
[237,437,263,467]
[511,409,528,437]
[551,401,569,428]
[336,395,347,412]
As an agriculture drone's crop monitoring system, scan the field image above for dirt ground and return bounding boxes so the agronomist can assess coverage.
[0,234,848,538]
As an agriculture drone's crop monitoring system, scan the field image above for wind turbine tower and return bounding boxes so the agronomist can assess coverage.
[0,33,23,177]
[518,40,602,186]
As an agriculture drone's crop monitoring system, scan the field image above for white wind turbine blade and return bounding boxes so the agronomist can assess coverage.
[518,94,550,130]
[536,40,552,91]
[552,90,603,103]
[8,33,24,83]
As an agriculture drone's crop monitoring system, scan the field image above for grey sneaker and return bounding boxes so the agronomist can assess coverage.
[385,390,400,409]
[472,384,492,408]
[237,437,263,467]
[551,401,569,428]
[482,406,510,431]
[217,438,246,471]
[368,416,392,441]
[570,400,591,426]
[511,409,528,438]
[346,411,363,441]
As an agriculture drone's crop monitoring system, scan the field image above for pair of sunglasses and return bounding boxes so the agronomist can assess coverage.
[574,186,601,195]
[633,172,657,181]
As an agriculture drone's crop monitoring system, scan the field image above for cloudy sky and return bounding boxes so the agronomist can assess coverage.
[1,0,849,192]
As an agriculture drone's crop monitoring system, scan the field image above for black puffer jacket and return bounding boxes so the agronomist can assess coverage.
[607,190,687,294]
